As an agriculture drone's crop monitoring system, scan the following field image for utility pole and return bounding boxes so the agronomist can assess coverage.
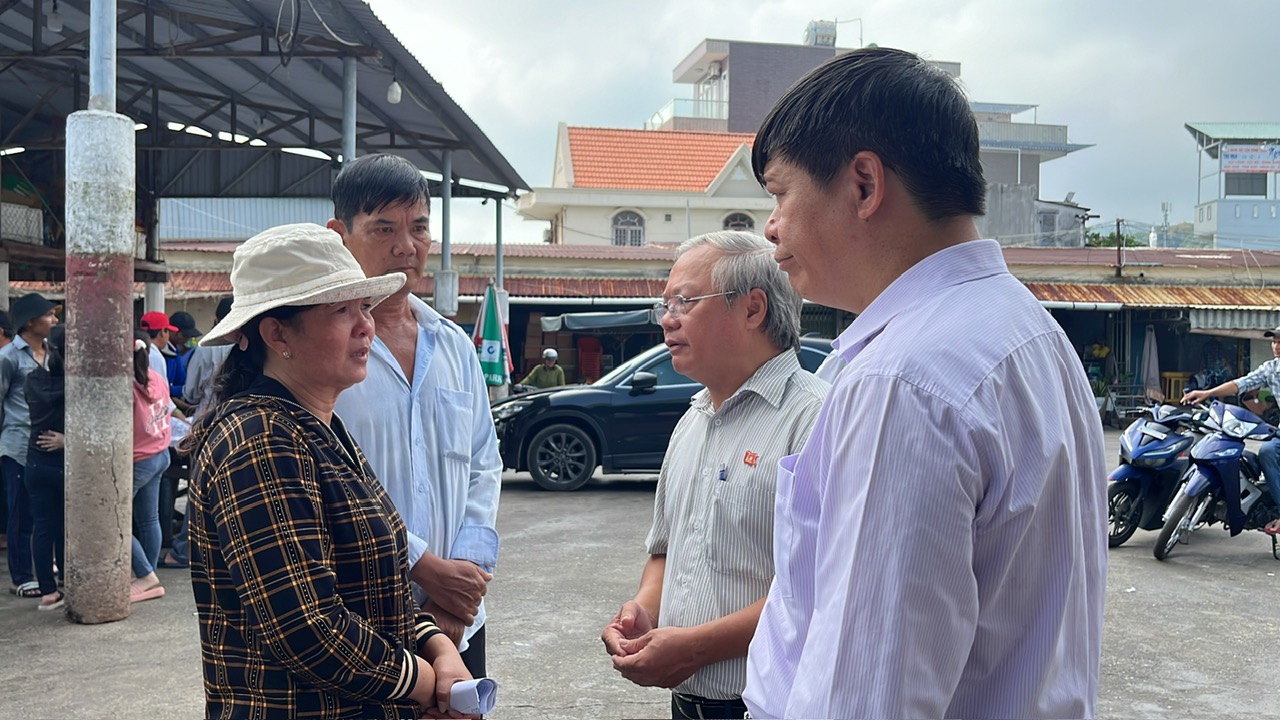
[64,0,134,624]
[1115,218,1124,278]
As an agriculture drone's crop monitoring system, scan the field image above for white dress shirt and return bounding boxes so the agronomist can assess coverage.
[744,239,1108,719]
[335,296,502,649]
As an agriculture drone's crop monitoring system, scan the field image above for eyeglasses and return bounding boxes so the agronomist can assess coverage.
[654,290,736,319]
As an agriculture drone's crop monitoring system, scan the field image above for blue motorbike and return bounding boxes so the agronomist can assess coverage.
[1154,401,1280,561]
[1107,404,1200,548]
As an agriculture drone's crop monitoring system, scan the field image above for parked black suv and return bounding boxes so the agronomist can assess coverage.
[492,338,833,490]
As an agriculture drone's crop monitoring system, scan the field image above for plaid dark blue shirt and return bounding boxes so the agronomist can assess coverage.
[189,377,440,719]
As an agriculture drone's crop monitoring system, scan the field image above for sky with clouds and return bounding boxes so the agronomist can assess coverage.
[366,0,1280,245]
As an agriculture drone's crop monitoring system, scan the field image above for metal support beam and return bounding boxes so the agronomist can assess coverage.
[441,150,452,271]
[495,197,504,289]
[342,56,356,163]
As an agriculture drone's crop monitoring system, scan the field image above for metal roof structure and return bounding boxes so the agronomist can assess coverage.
[0,0,527,280]
[1185,123,1280,157]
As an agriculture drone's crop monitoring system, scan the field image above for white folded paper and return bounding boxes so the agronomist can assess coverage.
[450,677,498,715]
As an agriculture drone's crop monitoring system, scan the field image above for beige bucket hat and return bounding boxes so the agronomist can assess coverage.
[201,223,406,347]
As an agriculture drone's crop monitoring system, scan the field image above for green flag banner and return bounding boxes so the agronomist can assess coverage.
[477,283,508,386]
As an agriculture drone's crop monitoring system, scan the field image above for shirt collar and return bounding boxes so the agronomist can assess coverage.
[691,348,803,412]
[407,294,443,331]
[11,335,30,352]
[833,239,1008,361]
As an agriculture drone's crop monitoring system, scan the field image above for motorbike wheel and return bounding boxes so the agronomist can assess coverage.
[1154,491,1210,561]
[527,423,598,492]
[1107,482,1142,548]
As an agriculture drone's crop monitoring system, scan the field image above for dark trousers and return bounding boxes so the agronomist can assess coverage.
[4,456,32,586]
[459,624,486,678]
[24,462,64,596]
[671,693,747,720]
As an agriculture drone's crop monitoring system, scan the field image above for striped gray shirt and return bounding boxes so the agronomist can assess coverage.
[645,349,828,700]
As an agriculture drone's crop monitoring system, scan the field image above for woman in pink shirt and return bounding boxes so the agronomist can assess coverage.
[132,330,174,602]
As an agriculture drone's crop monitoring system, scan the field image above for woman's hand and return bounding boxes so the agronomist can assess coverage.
[406,656,438,713]
[36,430,64,451]
[420,633,475,718]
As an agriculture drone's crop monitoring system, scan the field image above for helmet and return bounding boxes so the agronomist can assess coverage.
[542,348,558,360]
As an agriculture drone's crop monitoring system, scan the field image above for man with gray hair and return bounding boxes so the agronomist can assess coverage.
[601,231,828,719]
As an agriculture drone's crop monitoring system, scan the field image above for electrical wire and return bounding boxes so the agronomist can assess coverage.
[275,0,300,67]
[305,0,364,47]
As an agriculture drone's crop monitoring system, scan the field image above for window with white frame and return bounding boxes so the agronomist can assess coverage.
[723,212,755,231]
[612,211,645,246]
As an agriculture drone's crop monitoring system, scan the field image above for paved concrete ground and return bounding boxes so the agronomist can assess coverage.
[2,428,1280,718]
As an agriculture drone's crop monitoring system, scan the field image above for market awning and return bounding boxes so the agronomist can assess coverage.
[540,309,659,332]
[1188,309,1280,337]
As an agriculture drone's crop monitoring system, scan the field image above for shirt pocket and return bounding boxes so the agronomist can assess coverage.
[706,468,775,581]
[771,454,799,599]
[433,387,473,466]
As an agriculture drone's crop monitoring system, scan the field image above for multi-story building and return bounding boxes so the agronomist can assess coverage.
[519,28,1092,247]
[1188,123,1280,250]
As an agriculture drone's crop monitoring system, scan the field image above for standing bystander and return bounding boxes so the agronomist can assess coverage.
[330,153,502,677]
[1,293,58,598]
[601,232,828,720]
[743,47,1107,719]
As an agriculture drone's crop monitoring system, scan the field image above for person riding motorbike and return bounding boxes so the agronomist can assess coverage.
[1182,327,1280,534]
[519,348,565,390]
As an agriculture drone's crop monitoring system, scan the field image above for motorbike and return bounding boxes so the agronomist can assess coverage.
[1107,404,1201,547]
[1153,400,1280,561]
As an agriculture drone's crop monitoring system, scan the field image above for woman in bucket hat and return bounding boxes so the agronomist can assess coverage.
[182,224,472,718]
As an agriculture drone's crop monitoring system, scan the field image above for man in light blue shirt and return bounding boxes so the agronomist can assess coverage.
[744,48,1106,719]
[330,154,501,677]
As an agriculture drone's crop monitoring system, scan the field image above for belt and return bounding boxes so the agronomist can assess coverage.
[672,692,747,720]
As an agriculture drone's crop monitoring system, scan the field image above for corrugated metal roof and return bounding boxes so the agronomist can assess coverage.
[162,239,680,261]
[1026,283,1280,309]
[1189,308,1280,332]
[160,198,333,240]
[1185,123,1280,143]
[1004,246,1280,268]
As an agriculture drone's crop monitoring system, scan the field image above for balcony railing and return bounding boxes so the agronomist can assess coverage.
[978,121,1069,145]
[645,99,729,131]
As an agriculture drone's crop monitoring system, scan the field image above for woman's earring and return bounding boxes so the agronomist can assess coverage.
[282,350,292,360]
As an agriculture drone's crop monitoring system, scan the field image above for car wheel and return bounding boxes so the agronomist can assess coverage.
[527,423,597,491]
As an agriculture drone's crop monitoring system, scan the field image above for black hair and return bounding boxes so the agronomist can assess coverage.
[133,329,155,398]
[45,325,65,376]
[180,305,307,457]
[753,46,986,222]
[332,153,431,227]
[145,328,162,340]
[206,306,307,410]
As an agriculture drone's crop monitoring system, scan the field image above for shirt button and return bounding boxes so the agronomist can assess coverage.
[714,419,723,427]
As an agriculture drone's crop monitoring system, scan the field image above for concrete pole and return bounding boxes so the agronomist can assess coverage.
[441,150,452,270]
[64,0,134,624]
[144,282,163,312]
[434,150,459,317]
[0,263,9,311]
[342,57,357,163]
[494,196,504,289]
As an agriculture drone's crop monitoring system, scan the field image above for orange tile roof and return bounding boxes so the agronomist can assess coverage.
[567,126,756,192]
[162,240,680,262]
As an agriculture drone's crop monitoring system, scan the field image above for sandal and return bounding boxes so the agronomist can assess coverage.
[1265,520,1280,535]
[129,584,165,603]
[37,591,65,611]
[9,581,40,598]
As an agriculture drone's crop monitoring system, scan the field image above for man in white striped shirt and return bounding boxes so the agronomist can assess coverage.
[601,231,828,720]
[744,48,1107,719]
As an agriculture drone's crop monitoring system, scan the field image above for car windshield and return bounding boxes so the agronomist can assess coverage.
[593,344,670,387]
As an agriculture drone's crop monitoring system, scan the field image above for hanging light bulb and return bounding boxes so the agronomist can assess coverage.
[47,0,63,33]
[386,77,402,105]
